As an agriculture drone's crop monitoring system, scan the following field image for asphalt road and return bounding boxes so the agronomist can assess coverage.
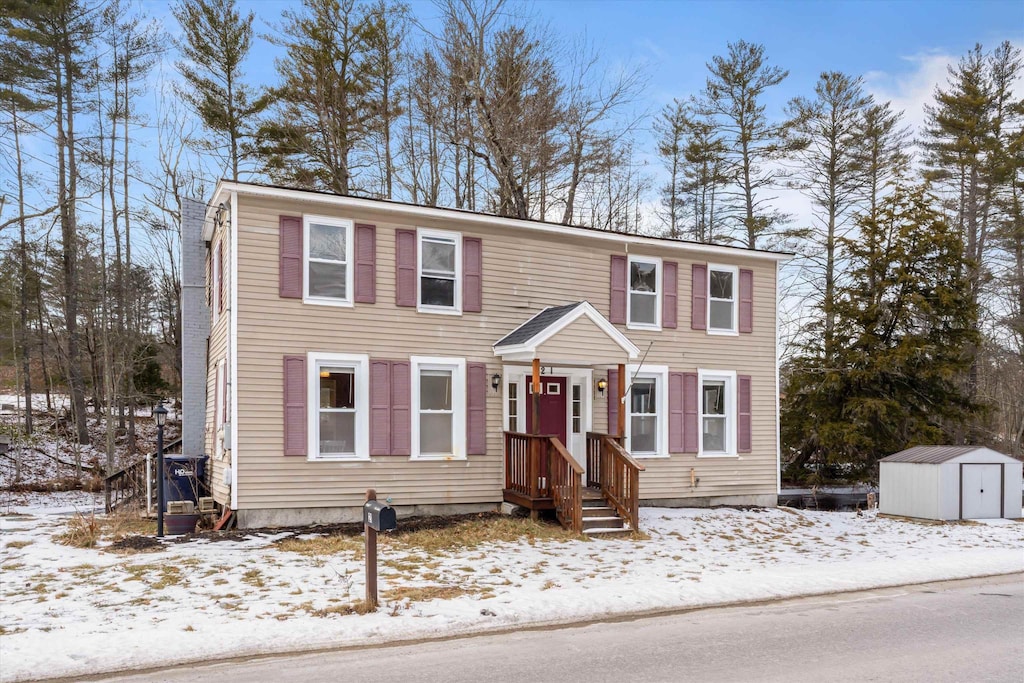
[92,575,1024,683]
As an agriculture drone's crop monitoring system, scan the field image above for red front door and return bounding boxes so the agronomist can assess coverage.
[525,376,568,446]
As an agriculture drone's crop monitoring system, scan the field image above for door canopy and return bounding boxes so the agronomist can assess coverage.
[492,301,640,364]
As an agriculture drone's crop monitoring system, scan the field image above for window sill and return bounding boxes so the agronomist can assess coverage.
[632,452,670,459]
[706,328,738,336]
[308,454,369,462]
[417,305,462,316]
[697,452,740,459]
[303,297,354,308]
[410,454,468,462]
[626,322,661,332]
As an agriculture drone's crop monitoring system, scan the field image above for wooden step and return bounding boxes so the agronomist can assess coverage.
[582,498,609,508]
[584,526,634,539]
[582,516,624,531]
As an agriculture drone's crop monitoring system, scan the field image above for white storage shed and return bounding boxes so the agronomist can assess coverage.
[879,446,1023,520]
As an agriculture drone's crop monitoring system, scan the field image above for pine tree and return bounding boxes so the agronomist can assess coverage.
[783,185,980,480]
[172,0,267,181]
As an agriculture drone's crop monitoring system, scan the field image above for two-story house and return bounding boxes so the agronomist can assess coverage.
[181,181,790,533]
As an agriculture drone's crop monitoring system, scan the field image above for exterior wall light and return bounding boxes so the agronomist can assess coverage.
[491,373,501,392]
[596,378,607,395]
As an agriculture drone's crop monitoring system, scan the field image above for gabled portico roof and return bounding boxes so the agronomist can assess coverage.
[492,301,640,363]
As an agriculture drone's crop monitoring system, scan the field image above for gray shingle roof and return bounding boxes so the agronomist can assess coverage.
[880,445,984,464]
[494,302,585,347]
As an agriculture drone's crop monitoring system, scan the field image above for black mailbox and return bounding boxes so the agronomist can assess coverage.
[363,500,397,532]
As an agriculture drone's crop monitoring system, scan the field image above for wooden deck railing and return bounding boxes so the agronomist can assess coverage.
[586,432,645,531]
[504,431,583,533]
[547,437,583,534]
[103,438,184,513]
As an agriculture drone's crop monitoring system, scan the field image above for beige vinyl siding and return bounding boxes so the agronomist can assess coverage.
[233,194,779,510]
[205,225,231,506]
[534,315,631,363]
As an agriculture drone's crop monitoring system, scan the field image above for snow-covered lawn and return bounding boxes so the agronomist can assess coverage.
[1,498,1021,683]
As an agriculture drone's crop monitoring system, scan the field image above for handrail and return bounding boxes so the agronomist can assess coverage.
[586,432,644,532]
[103,438,183,512]
[546,436,583,534]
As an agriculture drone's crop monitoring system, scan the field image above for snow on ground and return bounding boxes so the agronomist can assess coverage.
[1,501,1021,682]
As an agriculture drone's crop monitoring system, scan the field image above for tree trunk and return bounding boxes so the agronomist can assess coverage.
[14,106,33,434]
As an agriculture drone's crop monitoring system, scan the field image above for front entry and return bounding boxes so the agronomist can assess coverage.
[525,376,568,446]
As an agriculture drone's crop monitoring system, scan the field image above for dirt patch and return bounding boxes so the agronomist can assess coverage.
[108,535,164,553]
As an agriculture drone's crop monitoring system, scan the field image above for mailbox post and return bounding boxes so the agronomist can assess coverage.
[363,489,397,610]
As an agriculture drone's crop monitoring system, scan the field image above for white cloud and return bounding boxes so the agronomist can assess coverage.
[863,51,957,136]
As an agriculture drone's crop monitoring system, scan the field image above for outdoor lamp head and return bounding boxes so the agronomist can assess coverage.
[153,403,168,427]
[597,378,608,395]
[491,373,501,392]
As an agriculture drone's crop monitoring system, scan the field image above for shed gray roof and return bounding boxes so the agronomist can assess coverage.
[880,446,986,464]
[494,302,585,347]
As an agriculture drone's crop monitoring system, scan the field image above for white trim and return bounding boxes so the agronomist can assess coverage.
[626,254,662,331]
[229,191,239,511]
[306,352,370,461]
[493,301,640,360]
[697,368,738,458]
[411,356,467,460]
[211,240,222,325]
[303,214,354,307]
[208,181,793,262]
[624,364,669,458]
[417,228,463,315]
[707,263,739,335]
[775,261,782,494]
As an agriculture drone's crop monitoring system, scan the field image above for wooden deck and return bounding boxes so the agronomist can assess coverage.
[503,431,644,534]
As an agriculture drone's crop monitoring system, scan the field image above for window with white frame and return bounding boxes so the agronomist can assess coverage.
[708,264,737,333]
[571,384,582,434]
[507,382,519,432]
[412,357,466,459]
[305,216,353,304]
[699,370,736,456]
[628,256,660,328]
[418,230,461,312]
[308,353,368,460]
[625,365,668,456]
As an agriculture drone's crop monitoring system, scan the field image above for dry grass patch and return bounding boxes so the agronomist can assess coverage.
[56,511,156,548]
[387,517,575,553]
[384,584,480,603]
[4,540,33,549]
[275,534,364,557]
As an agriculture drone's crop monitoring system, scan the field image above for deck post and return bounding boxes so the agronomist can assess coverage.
[530,358,541,521]
[617,362,626,438]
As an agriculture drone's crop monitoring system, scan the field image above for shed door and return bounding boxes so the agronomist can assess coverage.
[961,464,1002,519]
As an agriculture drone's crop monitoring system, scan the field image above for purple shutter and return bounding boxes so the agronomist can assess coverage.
[609,255,626,324]
[390,361,411,455]
[355,223,377,304]
[463,237,483,313]
[279,216,303,299]
[663,261,678,329]
[691,263,707,330]
[669,372,684,453]
[283,355,307,456]
[467,362,487,454]
[683,372,699,453]
[739,268,754,333]
[395,229,417,307]
[607,368,619,435]
[369,360,391,455]
[738,375,752,453]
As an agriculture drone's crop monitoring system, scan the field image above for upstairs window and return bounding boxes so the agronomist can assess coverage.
[304,216,353,306]
[418,229,461,313]
[708,264,737,333]
[628,255,661,329]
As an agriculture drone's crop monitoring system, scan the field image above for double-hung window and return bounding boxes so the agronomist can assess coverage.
[304,216,353,305]
[628,255,661,329]
[308,353,368,460]
[698,369,736,456]
[418,229,461,313]
[708,264,738,333]
[625,365,669,457]
[411,356,466,459]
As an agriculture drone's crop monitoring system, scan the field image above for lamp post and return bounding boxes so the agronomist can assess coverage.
[153,402,168,538]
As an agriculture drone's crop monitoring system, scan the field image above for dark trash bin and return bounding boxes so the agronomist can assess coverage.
[161,455,209,505]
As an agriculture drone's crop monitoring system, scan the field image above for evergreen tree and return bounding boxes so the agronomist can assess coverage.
[172,0,267,181]
[783,185,979,480]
